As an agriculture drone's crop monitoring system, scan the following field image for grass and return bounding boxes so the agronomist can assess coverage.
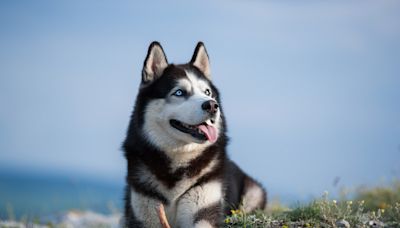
[2,181,400,227]
[224,182,400,227]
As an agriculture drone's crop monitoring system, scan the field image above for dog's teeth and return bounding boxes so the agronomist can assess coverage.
[182,123,194,129]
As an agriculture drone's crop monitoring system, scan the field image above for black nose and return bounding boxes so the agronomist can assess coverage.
[202,100,219,114]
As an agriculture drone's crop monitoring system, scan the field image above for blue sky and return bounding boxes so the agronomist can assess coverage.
[1,0,399,201]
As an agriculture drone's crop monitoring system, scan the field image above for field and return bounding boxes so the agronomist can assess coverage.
[1,180,399,227]
[225,182,400,227]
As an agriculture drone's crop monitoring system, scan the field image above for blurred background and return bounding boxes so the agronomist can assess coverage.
[1,0,399,221]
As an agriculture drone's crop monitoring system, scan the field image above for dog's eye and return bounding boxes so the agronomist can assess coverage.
[173,89,184,97]
[205,89,211,96]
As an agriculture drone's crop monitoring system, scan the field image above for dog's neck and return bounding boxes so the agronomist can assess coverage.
[163,142,210,170]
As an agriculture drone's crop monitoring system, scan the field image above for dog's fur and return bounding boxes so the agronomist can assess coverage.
[123,42,266,227]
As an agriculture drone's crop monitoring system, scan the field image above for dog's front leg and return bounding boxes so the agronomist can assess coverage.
[129,190,166,228]
[176,180,224,228]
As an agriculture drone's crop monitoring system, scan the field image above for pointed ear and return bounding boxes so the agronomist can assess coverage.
[190,42,211,79]
[142,41,168,85]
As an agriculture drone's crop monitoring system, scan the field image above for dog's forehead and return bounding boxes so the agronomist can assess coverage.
[176,70,209,90]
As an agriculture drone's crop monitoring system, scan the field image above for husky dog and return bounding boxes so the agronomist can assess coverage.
[123,42,266,227]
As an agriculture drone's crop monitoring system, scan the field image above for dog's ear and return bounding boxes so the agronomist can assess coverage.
[142,41,168,85]
[190,42,211,80]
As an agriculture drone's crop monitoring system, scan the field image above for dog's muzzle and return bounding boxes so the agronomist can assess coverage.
[202,100,219,115]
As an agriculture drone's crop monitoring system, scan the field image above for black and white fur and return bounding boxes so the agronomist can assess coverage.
[123,42,267,227]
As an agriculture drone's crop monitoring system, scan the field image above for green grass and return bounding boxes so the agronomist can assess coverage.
[355,181,400,211]
[2,181,400,227]
[224,182,400,227]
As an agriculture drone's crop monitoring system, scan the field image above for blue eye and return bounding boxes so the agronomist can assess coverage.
[205,89,211,96]
[173,89,184,96]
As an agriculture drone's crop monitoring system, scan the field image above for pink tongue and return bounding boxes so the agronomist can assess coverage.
[198,124,218,143]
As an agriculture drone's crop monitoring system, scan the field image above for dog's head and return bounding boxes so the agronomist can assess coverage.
[134,42,225,153]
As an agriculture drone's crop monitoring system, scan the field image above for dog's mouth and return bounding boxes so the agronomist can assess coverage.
[170,119,218,143]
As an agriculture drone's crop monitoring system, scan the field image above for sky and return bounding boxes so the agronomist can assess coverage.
[1,0,400,201]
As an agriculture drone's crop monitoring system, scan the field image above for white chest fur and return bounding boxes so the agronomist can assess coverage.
[130,157,220,227]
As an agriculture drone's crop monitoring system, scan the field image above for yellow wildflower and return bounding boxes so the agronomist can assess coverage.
[230,209,241,215]
[347,201,353,205]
